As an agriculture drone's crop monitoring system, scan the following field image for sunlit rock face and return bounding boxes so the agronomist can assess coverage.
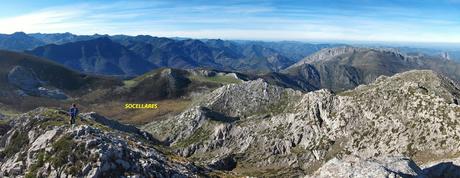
[147,70,460,176]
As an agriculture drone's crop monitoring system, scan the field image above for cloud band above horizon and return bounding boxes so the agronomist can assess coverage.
[0,0,459,43]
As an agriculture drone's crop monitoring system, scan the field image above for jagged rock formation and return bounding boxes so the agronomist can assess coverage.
[0,108,203,177]
[284,47,460,91]
[146,70,460,176]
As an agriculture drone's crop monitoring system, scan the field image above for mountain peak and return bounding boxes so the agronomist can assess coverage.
[11,32,28,36]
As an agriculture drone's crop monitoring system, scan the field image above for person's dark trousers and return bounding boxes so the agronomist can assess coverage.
[70,116,76,125]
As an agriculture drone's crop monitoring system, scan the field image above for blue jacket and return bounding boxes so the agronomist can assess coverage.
[69,107,79,117]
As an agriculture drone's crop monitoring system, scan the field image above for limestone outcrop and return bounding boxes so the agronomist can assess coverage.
[146,70,460,176]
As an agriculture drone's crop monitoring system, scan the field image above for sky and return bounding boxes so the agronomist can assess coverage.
[0,0,459,43]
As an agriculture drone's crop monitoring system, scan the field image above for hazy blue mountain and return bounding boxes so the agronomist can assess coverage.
[0,32,45,51]
[0,32,105,51]
[28,32,104,45]
[0,32,335,75]
[26,37,156,76]
[203,39,295,73]
[396,47,460,62]
[353,43,460,62]
[235,40,345,61]
[10,32,460,81]
[114,36,296,73]
[114,36,223,70]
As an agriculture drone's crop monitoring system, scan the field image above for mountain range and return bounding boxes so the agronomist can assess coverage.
[3,32,460,93]
[0,31,460,177]
[27,37,156,76]
[0,32,46,51]
[283,47,460,91]
[0,32,339,75]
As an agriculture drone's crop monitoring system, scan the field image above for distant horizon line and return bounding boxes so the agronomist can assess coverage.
[3,31,460,49]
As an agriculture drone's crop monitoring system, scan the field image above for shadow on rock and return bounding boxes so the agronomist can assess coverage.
[201,107,239,123]
[423,162,460,178]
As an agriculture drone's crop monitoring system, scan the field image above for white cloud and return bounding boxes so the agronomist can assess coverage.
[0,1,458,43]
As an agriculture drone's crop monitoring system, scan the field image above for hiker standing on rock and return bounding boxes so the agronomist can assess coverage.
[69,103,79,125]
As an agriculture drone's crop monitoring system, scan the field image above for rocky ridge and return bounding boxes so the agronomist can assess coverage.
[0,108,204,177]
[146,70,460,177]
[283,47,460,92]
[289,47,405,67]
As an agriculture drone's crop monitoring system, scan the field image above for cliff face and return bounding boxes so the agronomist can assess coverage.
[146,70,460,176]
[284,47,460,92]
[0,108,202,178]
[289,47,374,66]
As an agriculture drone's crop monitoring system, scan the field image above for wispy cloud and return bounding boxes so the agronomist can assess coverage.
[0,0,459,43]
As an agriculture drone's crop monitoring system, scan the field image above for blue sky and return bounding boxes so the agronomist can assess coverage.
[0,0,459,43]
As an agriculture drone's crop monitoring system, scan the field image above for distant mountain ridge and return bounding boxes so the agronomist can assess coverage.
[29,32,107,45]
[25,35,300,75]
[111,36,297,73]
[0,32,45,51]
[26,37,156,75]
[234,40,344,61]
[0,32,337,75]
[2,32,460,93]
[283,47,460,91]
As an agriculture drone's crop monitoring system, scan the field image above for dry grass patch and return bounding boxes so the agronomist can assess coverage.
[91,99,192,126]
[413,150,460,165]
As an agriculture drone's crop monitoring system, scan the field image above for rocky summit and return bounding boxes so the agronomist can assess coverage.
[0,108,204,178]
[145,70,460,177]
